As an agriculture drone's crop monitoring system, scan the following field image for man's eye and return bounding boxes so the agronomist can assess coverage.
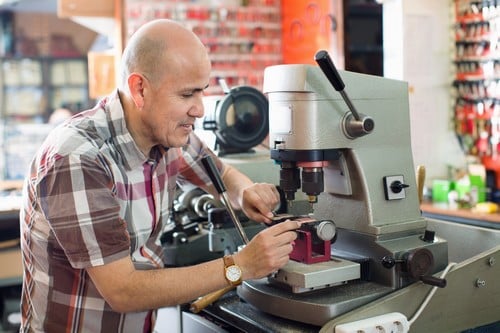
[182,88,205,98]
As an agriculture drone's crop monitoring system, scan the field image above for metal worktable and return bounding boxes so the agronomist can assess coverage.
[200,290,320,333]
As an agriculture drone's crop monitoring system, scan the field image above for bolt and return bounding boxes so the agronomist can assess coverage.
[476,279,486,287]
[488,257,495,266]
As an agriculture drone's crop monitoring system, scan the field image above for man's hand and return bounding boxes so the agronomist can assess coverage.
[219,164,280,223]
[240,183,280,223]
[233,220,299,280]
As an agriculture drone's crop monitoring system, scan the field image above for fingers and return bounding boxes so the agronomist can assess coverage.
[241,183,280,223]
[264,220,300,238]
[236,220,299,280]
[270,242,295,268]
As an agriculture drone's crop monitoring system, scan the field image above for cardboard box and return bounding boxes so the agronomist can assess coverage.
[88,51,116,98]
[0,243,22,284]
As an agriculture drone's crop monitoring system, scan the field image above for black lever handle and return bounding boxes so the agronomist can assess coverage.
[314,49,374,137]
[201,155,249,245]
[201,155,226,194]
[314,49,361,122]
[420,275,447,288]
[314,49,345,92]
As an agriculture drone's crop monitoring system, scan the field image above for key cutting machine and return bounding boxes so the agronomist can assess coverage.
[228,51,500,333]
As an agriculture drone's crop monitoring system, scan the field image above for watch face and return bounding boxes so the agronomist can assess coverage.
[226,265,242,282]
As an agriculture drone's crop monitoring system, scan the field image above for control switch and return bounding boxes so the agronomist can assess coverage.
[383,175,408,200]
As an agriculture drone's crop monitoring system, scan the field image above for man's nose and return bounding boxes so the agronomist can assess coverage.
[190,96,205,118]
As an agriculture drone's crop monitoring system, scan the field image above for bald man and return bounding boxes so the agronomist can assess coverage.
[19,19,299,333]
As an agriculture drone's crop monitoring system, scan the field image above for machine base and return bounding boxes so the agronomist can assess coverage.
[238,279,393,326]
[269,257,360,293]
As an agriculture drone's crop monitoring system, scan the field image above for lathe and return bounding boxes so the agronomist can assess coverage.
[163,51,500,332]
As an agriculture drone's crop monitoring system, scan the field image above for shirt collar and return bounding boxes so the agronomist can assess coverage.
[104,90,157,170]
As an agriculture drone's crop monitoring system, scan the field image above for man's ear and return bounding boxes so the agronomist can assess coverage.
[128,73,147,109]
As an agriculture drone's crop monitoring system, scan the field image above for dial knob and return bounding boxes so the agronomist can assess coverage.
[315,220,337,241]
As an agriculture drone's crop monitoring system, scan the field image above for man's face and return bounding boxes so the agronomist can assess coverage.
[140,55,211,149]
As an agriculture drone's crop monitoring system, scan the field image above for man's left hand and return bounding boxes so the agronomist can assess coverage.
[240,183,280,223]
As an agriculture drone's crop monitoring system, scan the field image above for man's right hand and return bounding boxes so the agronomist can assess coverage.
[233,220,300,280]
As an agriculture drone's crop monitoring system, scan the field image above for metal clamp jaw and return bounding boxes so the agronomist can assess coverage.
[271,214,337,264]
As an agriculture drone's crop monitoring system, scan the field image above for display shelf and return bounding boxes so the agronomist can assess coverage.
[0,58,45,120]
[0,57,90,180]
[125,0,282,95]
[0,56,89,123]
[0,123,53,180]
[49,58,88,111]
[452,0,500,159]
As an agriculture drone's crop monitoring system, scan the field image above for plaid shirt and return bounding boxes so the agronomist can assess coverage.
[19,91,223,333]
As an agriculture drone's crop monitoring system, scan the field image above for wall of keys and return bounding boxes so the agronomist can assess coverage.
[453,0,500,161]
[125,0,282,95]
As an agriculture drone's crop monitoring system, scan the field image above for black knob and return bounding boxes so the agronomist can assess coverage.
[390,180,410,193]
[421,230,436,243]
[383,249,447,288]
[381,255,397,269]
[407,248,447,288]
[363,117,375,132]
[405,248,434,278]
[420,275,447,288]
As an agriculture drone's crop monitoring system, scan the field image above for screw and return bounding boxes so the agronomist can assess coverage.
[488,257,495,266]
[476,279,486,287]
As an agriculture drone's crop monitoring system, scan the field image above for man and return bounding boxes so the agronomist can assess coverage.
[20,19,299,332]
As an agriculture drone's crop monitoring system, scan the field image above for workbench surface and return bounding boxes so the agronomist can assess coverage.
[420,202,500,229]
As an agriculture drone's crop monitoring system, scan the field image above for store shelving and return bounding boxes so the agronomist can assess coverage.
[0,56,89,122]
[452,0,500,196]
[0,56,90,180]
[1,58,45,122]
[452,0,500,157]
[125,0,282,95]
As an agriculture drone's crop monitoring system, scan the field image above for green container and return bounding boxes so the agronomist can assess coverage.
[432,180,453,203]
[454,175,486,204]
[469,174,486,203]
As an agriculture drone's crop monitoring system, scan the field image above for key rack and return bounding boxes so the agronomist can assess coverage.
[453,0,500,159]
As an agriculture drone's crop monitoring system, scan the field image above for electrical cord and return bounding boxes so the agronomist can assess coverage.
[408,262,457,326]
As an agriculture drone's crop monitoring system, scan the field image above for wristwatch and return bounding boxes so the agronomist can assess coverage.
[223,255,242,286]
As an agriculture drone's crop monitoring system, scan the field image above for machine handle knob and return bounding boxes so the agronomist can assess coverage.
[381,255,403,268]
[405,248,446,287]
[421,229,436,243]
[316,220,337,241]
[416,165,426,204]
[190,285,236,313]
[382,251,447,288]
[314,50,374,136]
[390,180,410,193]
[420,275,447,288]
[314,50,345,91]
[202,155,226,194]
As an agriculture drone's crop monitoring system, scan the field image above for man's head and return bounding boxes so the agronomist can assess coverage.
[119,19,211,155]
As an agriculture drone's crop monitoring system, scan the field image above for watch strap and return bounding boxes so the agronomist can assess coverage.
[223,254,242,286]
[223,254,235,267]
